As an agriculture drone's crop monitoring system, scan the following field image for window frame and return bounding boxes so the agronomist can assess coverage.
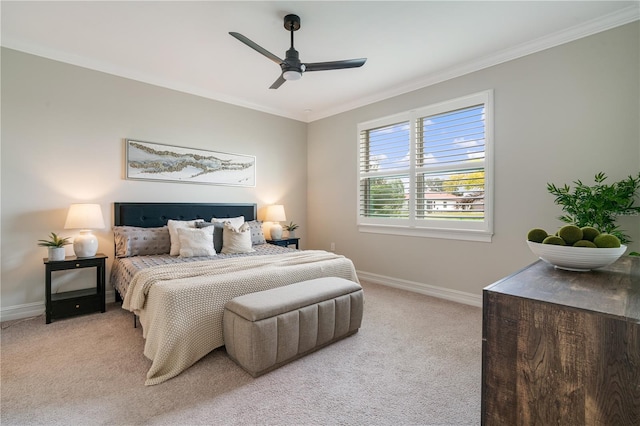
[357,90,494,242]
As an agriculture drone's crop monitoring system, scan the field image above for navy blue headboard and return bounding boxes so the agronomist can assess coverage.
[113,202,257,227]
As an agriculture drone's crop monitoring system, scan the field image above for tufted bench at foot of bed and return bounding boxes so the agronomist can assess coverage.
[223,277,364,377]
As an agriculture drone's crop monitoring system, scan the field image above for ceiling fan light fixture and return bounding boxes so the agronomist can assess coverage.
[283,70,302,81]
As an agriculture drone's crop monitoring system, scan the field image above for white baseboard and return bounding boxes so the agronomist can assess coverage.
[0,301,45,322]
[356,270,482,307]
[0,290,118,322]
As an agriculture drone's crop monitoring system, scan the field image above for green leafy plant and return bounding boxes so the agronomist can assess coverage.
[37,232,71,248]
[284,222,299,231]
[547,172,640,244]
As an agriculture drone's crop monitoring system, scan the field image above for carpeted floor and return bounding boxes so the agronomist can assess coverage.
[1,281,482,425]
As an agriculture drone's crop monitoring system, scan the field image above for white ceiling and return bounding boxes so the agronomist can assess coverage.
[2,1,638,122]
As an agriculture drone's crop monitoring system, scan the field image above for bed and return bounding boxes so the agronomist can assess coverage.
[110,202,359,385]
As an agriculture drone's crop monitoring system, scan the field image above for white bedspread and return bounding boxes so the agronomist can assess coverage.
[122,251,359,385]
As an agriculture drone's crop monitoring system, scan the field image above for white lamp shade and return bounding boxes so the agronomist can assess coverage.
[64,204,105,230]
[265,205,286,222]
[64,204,104,258]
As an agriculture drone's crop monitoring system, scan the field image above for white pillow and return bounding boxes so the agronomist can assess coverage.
[177,227,216,258]
[221,222,255,254]
[168,219,203,256]
[211,216,244,229]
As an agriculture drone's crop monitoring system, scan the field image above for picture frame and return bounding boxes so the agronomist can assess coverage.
[125,139,256,187]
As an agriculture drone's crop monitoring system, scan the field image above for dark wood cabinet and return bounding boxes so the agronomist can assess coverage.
[482,256,640,425]
[44,254,107,323]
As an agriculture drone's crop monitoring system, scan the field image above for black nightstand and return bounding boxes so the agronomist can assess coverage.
[266,237,300,249]
[43,253,107,324]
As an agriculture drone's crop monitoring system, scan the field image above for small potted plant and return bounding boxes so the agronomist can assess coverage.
[283,222,299,238]
[38,232,71,261]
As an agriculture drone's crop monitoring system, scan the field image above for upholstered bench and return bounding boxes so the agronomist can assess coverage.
[223,277,364,377]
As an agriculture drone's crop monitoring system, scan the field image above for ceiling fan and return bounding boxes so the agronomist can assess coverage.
[229,14,367,89]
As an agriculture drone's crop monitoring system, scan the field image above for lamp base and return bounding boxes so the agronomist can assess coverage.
[270,223,283,240]
[73,230,98,258]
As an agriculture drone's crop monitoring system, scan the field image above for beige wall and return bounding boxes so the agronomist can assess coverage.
[307,22,640,302]
[1,48,307,318]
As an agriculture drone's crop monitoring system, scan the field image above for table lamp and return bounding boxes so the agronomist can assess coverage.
[265,204,286,240]
[64,203,105,258]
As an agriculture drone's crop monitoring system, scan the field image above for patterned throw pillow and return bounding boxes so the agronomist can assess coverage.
[113,226,170,258]
[246,220,266,245]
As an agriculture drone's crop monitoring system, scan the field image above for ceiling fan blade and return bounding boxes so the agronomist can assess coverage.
[269,75,286,90]
[304,58,367,72]
[229,32,283,65]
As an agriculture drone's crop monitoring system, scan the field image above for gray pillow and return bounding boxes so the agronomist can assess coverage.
[113,226,170,257]
[196,221,225,253]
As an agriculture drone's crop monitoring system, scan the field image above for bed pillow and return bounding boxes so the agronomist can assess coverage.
[196,221,225,253]
[211,216,244,229]
[221,222,255,254]
[168,219,203,256]
[246,220,266,245]
[113,226,170,258]
[177,227,216,258]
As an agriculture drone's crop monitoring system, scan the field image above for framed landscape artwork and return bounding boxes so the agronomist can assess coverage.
[125,139,256,187]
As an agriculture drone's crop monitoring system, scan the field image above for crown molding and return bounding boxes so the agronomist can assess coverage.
[307,5,640,122]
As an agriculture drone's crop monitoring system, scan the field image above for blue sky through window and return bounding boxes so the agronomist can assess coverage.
[366,105,485,173]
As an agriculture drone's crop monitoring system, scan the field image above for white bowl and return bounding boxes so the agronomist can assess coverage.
[527,241,626,271]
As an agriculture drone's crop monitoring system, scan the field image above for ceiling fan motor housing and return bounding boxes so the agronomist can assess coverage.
[283,48,303,73]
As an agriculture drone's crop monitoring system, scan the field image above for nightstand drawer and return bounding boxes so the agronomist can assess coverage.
[266,238,300,249]
[47,258,104,272]
[50,291,101,320]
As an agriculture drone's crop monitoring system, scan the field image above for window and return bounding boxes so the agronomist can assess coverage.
[357,90,493,242]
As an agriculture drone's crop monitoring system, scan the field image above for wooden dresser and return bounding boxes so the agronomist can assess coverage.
[482,256,639,425]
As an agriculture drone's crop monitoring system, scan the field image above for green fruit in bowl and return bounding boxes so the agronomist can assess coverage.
[527,228,548,243]
[557,225,583,245]
[593,233,621,248]
[573,240,597,248]
[580,226,600,242]
[542,236,566,245]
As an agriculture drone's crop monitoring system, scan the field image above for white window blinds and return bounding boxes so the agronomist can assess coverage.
[357,90,493,242]
[416,104,485,220]
[359,120,410,218]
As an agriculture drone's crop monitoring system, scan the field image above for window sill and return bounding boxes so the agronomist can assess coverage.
[358,223,493,242]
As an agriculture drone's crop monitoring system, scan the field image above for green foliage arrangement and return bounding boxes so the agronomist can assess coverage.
[547,172,640,244]
[37,232,71,248]
[368,178,407,217]
[284,222,299,231]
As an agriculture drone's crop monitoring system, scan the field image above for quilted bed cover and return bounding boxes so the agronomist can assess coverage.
[120,250,359,385]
